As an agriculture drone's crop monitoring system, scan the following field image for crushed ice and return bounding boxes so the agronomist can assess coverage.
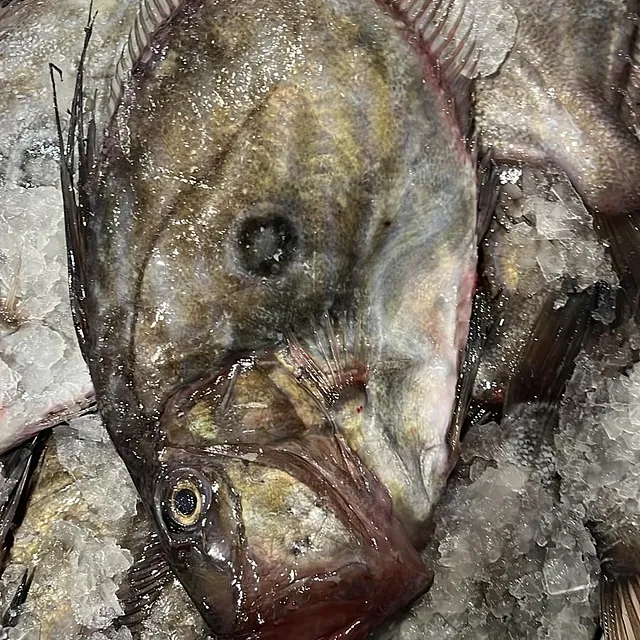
[0,0,139,453]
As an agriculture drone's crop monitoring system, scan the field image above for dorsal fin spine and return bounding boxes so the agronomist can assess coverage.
[433,2,465,59]
[107,0,184,123]
[377,0,479,153]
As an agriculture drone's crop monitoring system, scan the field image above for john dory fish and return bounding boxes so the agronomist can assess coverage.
[57,0,479,636]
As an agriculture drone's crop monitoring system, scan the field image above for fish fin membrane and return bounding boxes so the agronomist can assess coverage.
[51,9,99,359]
[601,576,640,640]
[0,565,33,628]
[595,212,640,319]
[375,0,479,146]
[107,0,184,122]
[448,288,500,449]
[0,433,49,574]
[475,150,500,244]
[115,526,172,628]
[504,286,601,410]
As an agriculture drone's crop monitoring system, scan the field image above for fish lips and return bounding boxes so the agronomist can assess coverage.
[153,442,432,639]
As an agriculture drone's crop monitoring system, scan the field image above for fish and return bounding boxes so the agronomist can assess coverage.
[1,0,638,636]
[476,0,640,217]
[475,0,640,297]
[56,0,484,637]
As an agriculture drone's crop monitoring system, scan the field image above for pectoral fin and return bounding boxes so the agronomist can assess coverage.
[115,513,172,629]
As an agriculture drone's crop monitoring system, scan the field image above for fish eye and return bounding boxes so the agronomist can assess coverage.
[170,480,202,526]
[161,477,206,532]
[236,214,298,277]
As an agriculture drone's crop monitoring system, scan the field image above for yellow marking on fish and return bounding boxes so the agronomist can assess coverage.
[186,402,219,441]
[227,462,357,571]
[230,465,298,517]
[337,398,365,451]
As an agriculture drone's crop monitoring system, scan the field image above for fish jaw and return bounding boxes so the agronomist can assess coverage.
[153,426,431,638]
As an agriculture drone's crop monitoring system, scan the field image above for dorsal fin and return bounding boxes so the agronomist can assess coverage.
[108,0,479,138]
[376,0,479,144]
[107,0,185,122]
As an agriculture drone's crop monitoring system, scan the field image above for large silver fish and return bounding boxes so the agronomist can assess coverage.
[58,0,480,637]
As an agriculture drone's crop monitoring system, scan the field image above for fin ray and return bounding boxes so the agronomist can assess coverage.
[377,0,479,146]
[107,0,185,122]
[504,287,600,410]
[602,576,640,640]
[116,524,172,628]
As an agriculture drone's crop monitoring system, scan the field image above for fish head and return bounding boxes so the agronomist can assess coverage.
[149,349,431,638]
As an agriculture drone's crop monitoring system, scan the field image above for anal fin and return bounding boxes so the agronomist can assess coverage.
[601,576,640,640]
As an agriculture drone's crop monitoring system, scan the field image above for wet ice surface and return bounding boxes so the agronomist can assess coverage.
[557,325,640,562]
[0,0,139,453]
[378,417,600,639]
[377,324,640,639]
[475,165,618,406]
[0,414,210,640]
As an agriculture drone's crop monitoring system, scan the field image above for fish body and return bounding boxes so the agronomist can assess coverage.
[61,0,479,637]
[476,0,640,216]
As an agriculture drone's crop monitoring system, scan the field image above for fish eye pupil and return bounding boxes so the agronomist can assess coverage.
[174,487,198,517]
[237,214,297,277]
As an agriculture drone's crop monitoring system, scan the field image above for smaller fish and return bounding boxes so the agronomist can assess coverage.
[476,0,640,217]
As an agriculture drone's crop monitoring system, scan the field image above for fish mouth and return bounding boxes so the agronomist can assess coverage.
[244,563,425,640]
[160,439,432,638]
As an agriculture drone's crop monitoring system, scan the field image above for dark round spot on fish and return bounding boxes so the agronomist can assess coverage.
[174,487,198,517]
[237,215,298,277]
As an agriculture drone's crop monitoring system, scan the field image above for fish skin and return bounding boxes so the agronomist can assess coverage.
[476,0,640,216]
[61,0,478,636]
